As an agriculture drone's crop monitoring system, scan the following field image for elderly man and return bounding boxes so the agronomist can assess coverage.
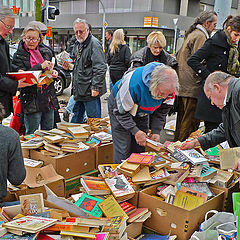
[0,103,26,206]
[174,11,217,141]
[63,18,107,123]
[108,62,179,163]
[181,71,240,170]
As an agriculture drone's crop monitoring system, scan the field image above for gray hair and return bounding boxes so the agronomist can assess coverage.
[204,71,232,92]
[73,18,89,29]
[21,24,43,43]
[0,6,15,20]
[149,64,179,98]
[27,21,47,32]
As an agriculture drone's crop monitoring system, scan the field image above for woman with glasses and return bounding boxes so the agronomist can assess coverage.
[12,24,59,134]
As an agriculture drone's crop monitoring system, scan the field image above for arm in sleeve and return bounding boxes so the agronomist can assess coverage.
[187,39,212,80]
[7,131,26,186]
[0,73,18,95]
[91,40,107,92]
[198,123,226,150]
[165,51,178,70]
[124,46,132,69]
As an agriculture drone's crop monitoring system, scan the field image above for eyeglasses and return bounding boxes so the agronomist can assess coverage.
[0,19,14,30]
[24,37,39,43]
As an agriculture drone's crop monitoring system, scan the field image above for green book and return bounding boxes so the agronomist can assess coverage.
[232,192,240,240]
[74,193,103,217]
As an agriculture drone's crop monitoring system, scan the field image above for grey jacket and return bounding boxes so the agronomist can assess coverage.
[198,78,240,150]
[0,124,26,201]
[72,34,107,101]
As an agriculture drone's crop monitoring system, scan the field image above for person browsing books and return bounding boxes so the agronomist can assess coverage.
[181,71,240,171]
[0,6,30,119]
[0,103,26,206]
[12,24,59,134]
[108,62,179,163]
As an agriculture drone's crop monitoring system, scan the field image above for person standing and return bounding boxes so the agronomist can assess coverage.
[188,15,240,133]
[174,11,218,141]
[63,18,107,123]
[107,29,131,86]
[105,29,113,53]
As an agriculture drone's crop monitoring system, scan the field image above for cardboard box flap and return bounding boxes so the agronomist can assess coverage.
[24,164,64,188]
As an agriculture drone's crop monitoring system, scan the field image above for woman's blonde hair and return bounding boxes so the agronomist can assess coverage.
[147,31,166,48]
[21,24,43,44]
[109,29,126,54]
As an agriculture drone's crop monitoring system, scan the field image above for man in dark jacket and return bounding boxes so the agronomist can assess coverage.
[0,103,26,206]
[0,7,18,118]
[181,71,240,170]
[63,18,107,123]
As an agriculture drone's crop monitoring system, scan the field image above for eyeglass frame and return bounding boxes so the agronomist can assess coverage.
[24,37,40,43]
[0,19,14,30]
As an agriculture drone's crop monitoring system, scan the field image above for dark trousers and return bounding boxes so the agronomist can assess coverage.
[174,97,200,142]
[204,121,220,133]
[108,94,149,163]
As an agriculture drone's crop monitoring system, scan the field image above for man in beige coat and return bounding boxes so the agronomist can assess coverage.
[174,11,217,142]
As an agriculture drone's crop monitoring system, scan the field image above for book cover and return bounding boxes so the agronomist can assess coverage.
[19,193,45,216]
[1,232,38,239]
[24,158,43,168]
[119,201,136,216]
[98,164,119,178]
[21,138,43,149]
[164,169,190,185]
[178,149,208,165]
[91,132,112,141]
[98,195,129,219]
[219,147,240,169]
[105,175,135,199]
[173,190,205,210]
[127,153,155,165]
[60,230,96,239]
[74,193,103,217]
[180,186,208,202]
[67,126,89,137]
[121,161,141,172]
[195,165,217,182]
[3,216,57,233]
[66,216,111,227]
[102,216,126,235]
[127,208,149,223]
[96,232,109,240]
[132,166,151,184]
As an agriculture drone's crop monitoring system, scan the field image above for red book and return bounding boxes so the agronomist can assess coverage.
[119,201,136,215]
[127,208,149,223]
[127,153,154,165]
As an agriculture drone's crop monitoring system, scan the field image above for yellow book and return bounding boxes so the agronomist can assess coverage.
[98,195,129,219]
[173,190,205,210]
[132,166,151,184]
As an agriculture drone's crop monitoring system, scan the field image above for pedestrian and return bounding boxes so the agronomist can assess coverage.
[181,71,240,170]
[105,29,113,53]
[0,103,26,206]
[62,18,107,123]
[0,6,28,118]
[107,29,131,86]
[174,11,217,142]
[108,62,178,163]
[12,24,59,134]
[187,15,240,133]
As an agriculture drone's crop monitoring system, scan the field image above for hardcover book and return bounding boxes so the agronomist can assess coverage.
[127,208,149,223]
[74,193,103,217]
[119,201,136,216]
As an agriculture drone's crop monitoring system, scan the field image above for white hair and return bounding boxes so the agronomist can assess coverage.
[0,6,16,20]
[73,18,89,29]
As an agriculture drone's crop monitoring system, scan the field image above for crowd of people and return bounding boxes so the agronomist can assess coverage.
[1,5,240,204]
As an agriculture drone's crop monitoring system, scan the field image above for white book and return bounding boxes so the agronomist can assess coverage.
[179,149,208,165]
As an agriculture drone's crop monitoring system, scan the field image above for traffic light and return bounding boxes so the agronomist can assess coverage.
[47,5,59,21]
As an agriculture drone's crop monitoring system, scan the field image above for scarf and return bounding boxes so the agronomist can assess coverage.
[224,28,240,75]
[24,43,44,68]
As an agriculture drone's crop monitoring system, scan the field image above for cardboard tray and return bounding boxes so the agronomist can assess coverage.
[95,142,113,168]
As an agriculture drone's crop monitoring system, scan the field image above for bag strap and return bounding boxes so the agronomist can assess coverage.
[205,210,218,221]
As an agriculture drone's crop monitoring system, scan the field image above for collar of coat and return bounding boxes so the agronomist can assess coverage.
[196,24,210,39]
[77,33,92,49]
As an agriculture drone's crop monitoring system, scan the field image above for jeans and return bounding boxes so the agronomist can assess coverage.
[65,95,76,114]
[24,109,55,134]
[71,98,101,123]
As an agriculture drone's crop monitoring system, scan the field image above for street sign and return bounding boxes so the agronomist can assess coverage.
[104,21,108,28]
[46,26,53,40]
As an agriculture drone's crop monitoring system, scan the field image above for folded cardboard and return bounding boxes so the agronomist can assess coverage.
[30,148,96,179]
[95,143,113,168]
[22,148,30,158]
[12,164,65,199]
[138,184,224,240]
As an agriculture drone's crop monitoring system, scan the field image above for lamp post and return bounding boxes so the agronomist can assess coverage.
[173,18,178,54]
[99,0,106,50]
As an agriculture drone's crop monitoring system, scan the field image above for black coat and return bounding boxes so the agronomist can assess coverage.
[187,30,240,123]
[12,40,59,114]
[0,37,18,117]
[107,44,131,85]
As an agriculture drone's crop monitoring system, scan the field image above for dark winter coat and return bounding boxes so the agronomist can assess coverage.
[187,30,240,123]
[0,36,18,117]
[12,40,59,114]
[107,44,131,85]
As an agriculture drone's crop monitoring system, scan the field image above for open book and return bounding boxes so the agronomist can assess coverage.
[7,70,53,85]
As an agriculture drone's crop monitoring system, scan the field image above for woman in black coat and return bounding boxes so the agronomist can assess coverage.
[107,29,131,86]
[12,24,59,134]
[188,15,240,133]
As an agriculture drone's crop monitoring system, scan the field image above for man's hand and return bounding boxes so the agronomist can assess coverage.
[135,130,147,146]
[181,139,200,150]
[151,133,160,142]
[18,78,33,88]
[62,61,70,70]
[91,90,99,97]
[233,160,240,171]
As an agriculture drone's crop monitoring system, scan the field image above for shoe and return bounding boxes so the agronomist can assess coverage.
[63,110,70,122]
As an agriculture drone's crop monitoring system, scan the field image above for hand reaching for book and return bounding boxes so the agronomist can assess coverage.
[150,133,160,142]
[51,70,58,78]
[135,130,147,146]
[233,160,240,171]
[41,60,53,71]
[181,139,200,150]
[18,77,34,88]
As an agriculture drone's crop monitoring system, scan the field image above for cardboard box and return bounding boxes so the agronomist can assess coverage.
[138,184,224,240]
[126,222,143,238]
[210,178,239,212]
[22,148,30,158]
[13,164,65,199]
[65,169,98,198]
[95,143,113,168]
[30,148,96,179]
